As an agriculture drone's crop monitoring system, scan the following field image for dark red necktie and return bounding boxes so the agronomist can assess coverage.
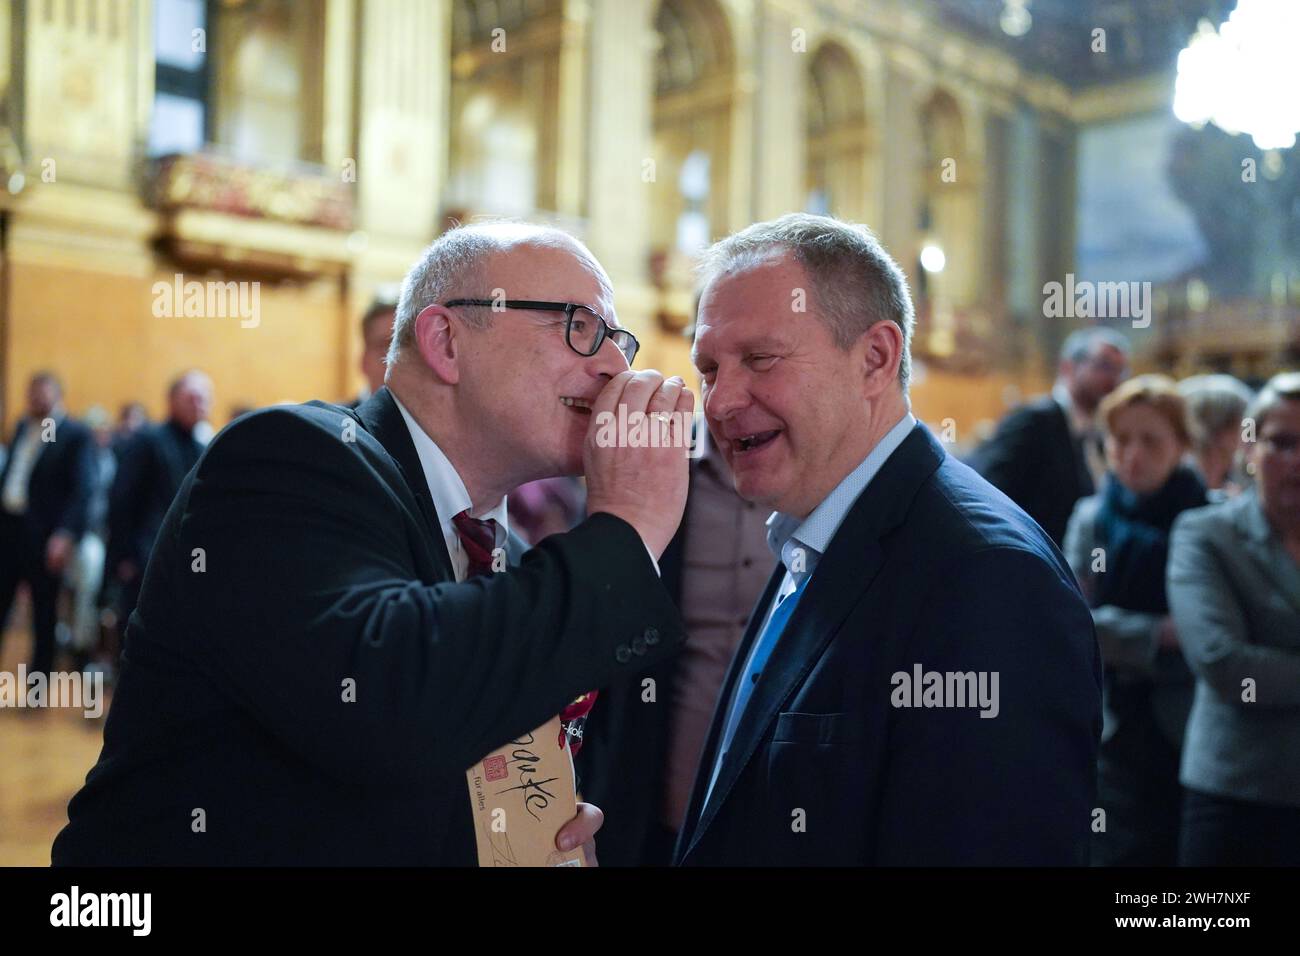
[451,509,597,754]
[452,510,498,578]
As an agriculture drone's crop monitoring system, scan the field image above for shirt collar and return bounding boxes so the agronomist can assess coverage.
[390,393,509,540]
[765,412,916,584]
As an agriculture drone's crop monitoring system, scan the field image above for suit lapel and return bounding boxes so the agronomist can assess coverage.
[353,388,455,580]
[682,424,947,861]
[675,563,783,856]
[1235,490,1300,614]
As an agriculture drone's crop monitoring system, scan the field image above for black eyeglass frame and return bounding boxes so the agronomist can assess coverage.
[442,298,639,365]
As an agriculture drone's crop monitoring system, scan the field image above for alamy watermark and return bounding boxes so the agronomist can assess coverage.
[585,403,704,458]
[0,666,103,718]
[50,886,150,936]
[151,273,260,328]
[1043,273,1151,329]
[890,663,1000,718]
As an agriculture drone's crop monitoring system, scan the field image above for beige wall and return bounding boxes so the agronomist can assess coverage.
[1,0,1092,440]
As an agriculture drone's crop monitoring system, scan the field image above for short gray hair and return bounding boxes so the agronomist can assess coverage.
[386,221,610,367]
[1178,374,1255,452]
[1059,326,1132,365]
[696,213,916,388]
[1244,370,1300,433]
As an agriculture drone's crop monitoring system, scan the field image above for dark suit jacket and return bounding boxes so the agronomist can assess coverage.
[52,388,685,865]
[970,395,1093,547]
[0,414,94,548]
[573,466,693,866]
[107,420,205,571]
[675,424,1101,866]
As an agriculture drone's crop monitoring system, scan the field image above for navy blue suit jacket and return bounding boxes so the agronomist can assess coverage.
[0,414,95,547]
[675,423,1101,866]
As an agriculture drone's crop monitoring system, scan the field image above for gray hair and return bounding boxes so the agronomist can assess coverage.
[1178,374,1255,452]
[1059,326,1132,364]
[1244,370,1300,434]
[695,213,916,388]
[386,221,611,367]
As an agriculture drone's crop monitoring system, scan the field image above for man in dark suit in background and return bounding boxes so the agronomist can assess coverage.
[676,214,1101,866]
[0,371,95,677]
[53,223,692,865]
[971,327,1130,546]
[106,369,214,627]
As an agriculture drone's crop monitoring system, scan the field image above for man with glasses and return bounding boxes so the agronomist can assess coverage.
[54,222,692,865]
[972,327,1131,546]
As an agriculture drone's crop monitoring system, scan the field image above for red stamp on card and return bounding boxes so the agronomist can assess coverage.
[483,754,508,782]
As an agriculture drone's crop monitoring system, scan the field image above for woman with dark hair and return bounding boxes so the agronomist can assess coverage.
[1064,374,1207,865]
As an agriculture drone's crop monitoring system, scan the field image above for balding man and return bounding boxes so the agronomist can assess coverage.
[54,224,691,865]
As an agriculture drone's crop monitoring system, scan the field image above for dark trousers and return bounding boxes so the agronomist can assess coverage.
[1092,707,1183,866]
[0,512,60,675]
[1181,788,1300,866]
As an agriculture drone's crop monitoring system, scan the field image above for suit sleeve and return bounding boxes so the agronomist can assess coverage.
[174,408,686,788]
[1168,513,1300,708]
[54,422,95,539]
[107,432,151,568]
[972,408,1037,504]
[875,547,1101,865]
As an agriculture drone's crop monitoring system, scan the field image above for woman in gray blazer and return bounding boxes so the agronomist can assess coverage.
[1169,371,1300,865]
[1064,375,1207,865]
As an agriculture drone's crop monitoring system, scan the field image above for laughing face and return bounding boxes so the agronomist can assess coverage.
[691,252,879,520]
[450,243,628,484]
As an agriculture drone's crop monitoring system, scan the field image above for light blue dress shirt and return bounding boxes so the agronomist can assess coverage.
[701,412,917,808]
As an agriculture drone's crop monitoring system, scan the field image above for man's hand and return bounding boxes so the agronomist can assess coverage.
[584,370,693,559]
[555,801,603,866]
[45,532,74,575]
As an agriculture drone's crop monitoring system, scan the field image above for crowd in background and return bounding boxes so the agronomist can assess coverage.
[0,295,585,689]
[3,312,1298,868]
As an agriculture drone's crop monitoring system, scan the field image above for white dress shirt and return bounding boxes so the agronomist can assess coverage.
[391,393,509,582]
[3,413,59,515]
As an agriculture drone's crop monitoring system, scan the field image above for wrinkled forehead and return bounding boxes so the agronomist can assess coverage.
[692,255,803,358]
[486,240,616,321]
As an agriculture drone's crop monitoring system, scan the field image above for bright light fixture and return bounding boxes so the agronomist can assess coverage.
[920,244,947,274]
[1173,0,1300,150]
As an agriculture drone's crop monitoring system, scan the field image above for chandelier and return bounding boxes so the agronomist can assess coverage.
[1173,0,1300,150]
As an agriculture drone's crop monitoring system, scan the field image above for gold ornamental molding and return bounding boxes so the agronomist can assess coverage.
[157,208,357,277]
[148,152,357,276]
[3,181,157,276]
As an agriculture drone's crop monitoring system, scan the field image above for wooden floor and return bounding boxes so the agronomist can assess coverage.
[0,624,111,866]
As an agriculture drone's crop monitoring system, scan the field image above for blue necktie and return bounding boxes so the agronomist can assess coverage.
[704,575,810,806]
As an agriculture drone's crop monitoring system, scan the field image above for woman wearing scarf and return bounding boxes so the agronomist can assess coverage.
[1064,374,1207,865]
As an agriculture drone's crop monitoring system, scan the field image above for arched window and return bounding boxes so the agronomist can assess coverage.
[651,0,733,261]
[447,0,563,218]
[805,42,870,221]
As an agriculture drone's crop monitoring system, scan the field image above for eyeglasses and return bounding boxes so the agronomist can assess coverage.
[1261,433,1300,456]
[443,299,639,366]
